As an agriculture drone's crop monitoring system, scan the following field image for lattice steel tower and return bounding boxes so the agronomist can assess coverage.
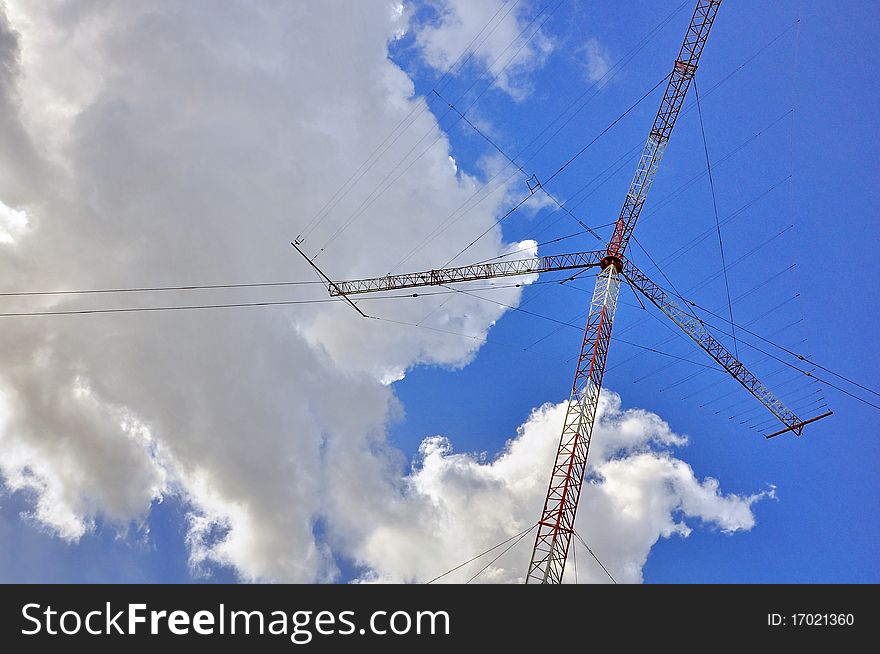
[526,0,722,586]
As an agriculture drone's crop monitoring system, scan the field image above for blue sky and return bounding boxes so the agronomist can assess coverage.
[0,0,877,583]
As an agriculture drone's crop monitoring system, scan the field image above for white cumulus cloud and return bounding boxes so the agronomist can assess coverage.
[0,0,543,583]
[339,390,772,583]
[415,0,554,100]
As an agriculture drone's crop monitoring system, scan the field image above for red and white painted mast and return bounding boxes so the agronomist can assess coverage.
[526,0,723,584]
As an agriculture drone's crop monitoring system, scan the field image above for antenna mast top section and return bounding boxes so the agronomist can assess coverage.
[605,0,722,263]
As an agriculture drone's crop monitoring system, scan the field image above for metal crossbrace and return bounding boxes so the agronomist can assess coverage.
[328,251,606,296]
[623,258,803,435]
